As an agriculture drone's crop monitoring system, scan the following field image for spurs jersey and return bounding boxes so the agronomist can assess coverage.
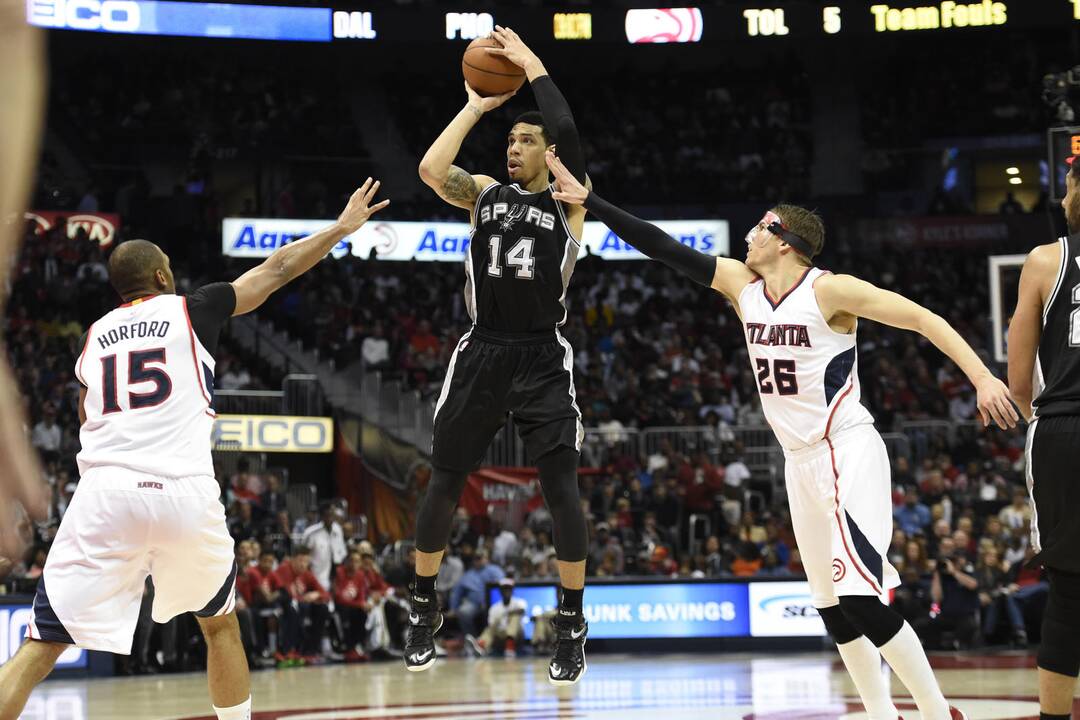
[466,182,580,332]
[75,285,235,477]
[739,267,874,451]
[1033,234,1080,419]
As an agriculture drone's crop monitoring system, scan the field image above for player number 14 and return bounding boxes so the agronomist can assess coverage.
[487,235,536,280]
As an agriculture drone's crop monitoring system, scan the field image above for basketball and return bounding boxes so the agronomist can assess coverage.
[462,38,526,97]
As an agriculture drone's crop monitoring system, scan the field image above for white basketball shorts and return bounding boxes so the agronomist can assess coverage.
[27,466,237,655]
[784,423,900,608]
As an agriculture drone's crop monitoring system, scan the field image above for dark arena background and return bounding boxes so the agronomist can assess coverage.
[2,1,1080,719]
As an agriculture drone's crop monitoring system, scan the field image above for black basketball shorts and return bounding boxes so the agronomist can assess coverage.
[1027,415,1080,572]
[431,327,584,473]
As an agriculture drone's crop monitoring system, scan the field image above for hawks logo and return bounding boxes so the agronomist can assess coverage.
[832,558,846,582]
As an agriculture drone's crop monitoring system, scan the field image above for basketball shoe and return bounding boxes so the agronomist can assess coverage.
[403,588,442,672]
[548,610,587,686]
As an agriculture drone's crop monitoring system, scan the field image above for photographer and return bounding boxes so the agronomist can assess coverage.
[915,538,979,649]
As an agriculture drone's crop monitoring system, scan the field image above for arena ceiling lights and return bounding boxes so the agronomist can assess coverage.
[624,7,703,43]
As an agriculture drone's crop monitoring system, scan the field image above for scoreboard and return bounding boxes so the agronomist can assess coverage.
[1049,126,1080,203]
[27,1,1080,43]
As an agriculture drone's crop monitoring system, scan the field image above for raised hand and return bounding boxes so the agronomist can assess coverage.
[337,178,390,234]
[974,375,1020,429]
[464,81,517,114]
[485,25,541,73]
[546,150,589,205]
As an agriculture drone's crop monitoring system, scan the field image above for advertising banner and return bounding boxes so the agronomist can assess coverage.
[491,580,825,640]
[212,414,333,453]
[221,217,729,262]
[490,582,749,640]
[0,606,87,668]
[747,580,826,637]
[26,210,120,247]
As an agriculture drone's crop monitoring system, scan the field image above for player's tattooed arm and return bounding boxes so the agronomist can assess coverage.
[419,83,513,211]
[442,166,480,205]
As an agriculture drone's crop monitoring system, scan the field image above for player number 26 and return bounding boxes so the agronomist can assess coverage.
[755,358,798,396]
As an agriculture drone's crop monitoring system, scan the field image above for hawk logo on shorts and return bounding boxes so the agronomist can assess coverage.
[832,558,846,582]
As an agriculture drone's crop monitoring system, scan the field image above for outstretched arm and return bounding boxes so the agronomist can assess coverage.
[1007,244,1058,420]
[488,26,585,183]
[814,273,1018,429]
[418,83,515,211]
[546,151,755,300]
[231,178,388,316]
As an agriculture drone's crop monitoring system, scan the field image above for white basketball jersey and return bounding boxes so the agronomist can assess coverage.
[75,295,216,477]
[738,267,874,451]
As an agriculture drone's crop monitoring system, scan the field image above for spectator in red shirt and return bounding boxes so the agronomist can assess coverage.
[272,547,331,661]
[246,552,278,608]
[334,550,370,661]
[409,319,440,356]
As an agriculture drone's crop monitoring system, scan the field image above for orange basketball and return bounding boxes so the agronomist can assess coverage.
[462,38,526,97]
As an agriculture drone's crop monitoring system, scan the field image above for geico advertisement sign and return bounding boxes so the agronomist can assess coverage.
[222,217,728,262]
[748,581,826,637]
[0,607,87,667]
[28,0,141,31]
[212,415,333,453]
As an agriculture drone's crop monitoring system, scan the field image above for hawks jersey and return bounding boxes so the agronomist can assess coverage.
[75,290,229,478]
[1033,234,1080,419]
[465,182,580,332]
[738,267,875,451]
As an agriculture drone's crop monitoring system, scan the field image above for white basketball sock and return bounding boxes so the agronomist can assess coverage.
[213,696,251,720]
[877,622,950,720]
[836,636,899,720]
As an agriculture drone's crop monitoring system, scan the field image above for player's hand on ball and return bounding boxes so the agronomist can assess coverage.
[337,177,390,234]
[974,375,1019,429]
[464,81,516,114]
[546,150,588,205]
[485,26,540,73]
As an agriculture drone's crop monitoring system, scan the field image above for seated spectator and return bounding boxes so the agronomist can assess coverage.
[272,547,331,663]
[356,541,404,656]
[334,550,370,661]
[449,549,505,638]
[976,544,1026,645]
[260,474,288,515]
[916,538,979,649]
[998,487,1032,530]
[730,541,762,577]
[894,488,931,536]
[465,578,526,657]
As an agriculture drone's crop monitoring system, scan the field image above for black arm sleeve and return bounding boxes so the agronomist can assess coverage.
[530,75,586,183]
[584,193,716,287]
[185,282,237,356]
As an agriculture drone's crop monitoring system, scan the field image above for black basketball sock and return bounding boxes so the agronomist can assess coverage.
[560,587,584,615]
[413,572,437,597]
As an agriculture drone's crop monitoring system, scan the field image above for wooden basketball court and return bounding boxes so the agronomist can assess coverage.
[18,651,1075,720]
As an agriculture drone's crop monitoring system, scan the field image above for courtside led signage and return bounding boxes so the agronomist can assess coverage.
[624,7,703,43]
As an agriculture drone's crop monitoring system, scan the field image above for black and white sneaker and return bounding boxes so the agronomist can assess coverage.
[548,610,587,686]
[403,590,442,672]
